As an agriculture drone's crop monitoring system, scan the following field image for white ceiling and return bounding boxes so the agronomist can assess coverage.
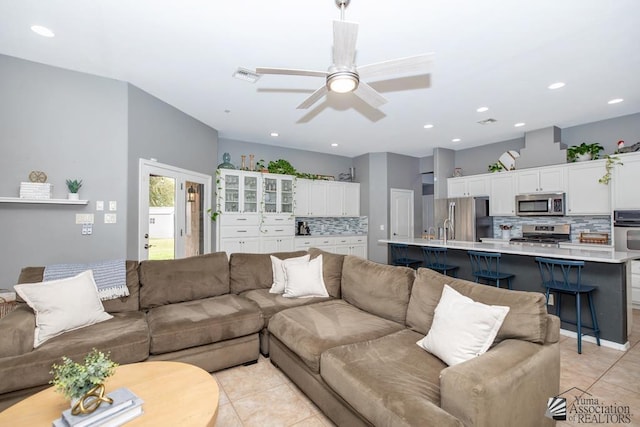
[1,0,639,158]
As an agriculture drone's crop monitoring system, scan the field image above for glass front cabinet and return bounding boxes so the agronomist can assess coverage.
[262,174,294,215]
[219,170,261,214]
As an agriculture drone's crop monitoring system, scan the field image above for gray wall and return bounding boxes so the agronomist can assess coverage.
[433,147,455,199]
[218,138,352,179]
[453,137,525,176]
[367,153,389,263]
[562,112,640,156]
[0,55,129,287]
[126,85,218,258]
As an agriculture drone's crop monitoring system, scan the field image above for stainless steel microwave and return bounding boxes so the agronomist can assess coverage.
[515,193,566,216]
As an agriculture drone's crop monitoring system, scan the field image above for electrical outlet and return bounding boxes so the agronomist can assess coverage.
[104,213,117,224]
[76,213,94,224]
[109,201,117,211]
[547,294,554,306]
[81,224,93,235]
[96,201,104,211]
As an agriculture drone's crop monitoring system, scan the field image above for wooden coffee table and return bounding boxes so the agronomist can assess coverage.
[0,361,219,426]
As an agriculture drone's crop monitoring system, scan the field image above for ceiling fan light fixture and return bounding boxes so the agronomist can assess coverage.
[327,71,359,93]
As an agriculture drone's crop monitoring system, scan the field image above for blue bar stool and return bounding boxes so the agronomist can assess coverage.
[535,257,600,354]
[467,250,515,289]
[422,247,459,277]
[389,243,422,269]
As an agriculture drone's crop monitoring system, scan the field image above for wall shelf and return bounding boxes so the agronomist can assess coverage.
[0,197,89,205]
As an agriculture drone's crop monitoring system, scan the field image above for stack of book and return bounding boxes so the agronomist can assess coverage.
[52,388,143,427]
[19,182,52,199]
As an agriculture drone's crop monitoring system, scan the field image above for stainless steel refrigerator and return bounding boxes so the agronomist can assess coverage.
[434,197,493,242]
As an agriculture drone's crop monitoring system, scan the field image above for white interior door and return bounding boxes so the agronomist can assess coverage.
[139,159,211,260]
[390,188,414,239]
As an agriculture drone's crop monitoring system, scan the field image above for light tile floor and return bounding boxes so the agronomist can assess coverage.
[212,309,640,427]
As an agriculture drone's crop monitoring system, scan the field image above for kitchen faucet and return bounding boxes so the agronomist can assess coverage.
[443,219,452,244]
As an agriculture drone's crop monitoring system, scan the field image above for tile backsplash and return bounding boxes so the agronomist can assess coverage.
[493,216,611,242]
[295,216,368,235]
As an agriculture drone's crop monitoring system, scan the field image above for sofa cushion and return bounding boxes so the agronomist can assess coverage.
[0,304,35,358]
[0,312,149,395]
[341,256,414,324]
[229,251,308,294]
[308,248,344,298]
[14,270,113,348]
[268,299,404,373]
[241,289,332,325]
[269,254,310,294]
[139,252,229,309]
[16,261,140,313]
[146,294,263,354]
[283,255,329,298]
[321,329,463,427]
[406,268,548,345]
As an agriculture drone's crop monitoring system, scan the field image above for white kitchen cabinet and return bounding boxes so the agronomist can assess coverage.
[515,166,565,194]
[219,237,261,255]
[296,180,360,217]
[613,152,640,209]
[566,160,610,215]
[326,182,360,216]
[260,236,294,252]
[447,176,489,198]
[334,236,368,258]
[294,236,336,251]
[489,173,516,216]
[218,170,261,214]
[294,179,328,216]
[262,174,294,215]
[632,261,640,309]
[343,183,360,216]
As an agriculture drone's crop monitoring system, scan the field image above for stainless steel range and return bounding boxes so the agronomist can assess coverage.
[509,224,571,247]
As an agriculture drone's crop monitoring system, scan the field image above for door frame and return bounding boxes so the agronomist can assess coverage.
[390,188,414,239]
[138,159,212,260]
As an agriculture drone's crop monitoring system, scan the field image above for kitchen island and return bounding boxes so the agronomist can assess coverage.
[379,238,640,348]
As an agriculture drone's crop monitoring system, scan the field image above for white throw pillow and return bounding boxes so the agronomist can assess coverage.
[14,270,113,348]
[282,255,329,298]
[269,254,310,294]
[416,284,510,366]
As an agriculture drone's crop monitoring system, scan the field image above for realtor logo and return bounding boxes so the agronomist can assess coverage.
[546,396,567,420]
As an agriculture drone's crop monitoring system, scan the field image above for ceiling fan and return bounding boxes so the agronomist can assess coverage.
[256,0,434,110]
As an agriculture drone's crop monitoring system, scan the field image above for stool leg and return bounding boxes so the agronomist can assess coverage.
[507,278,512,290]
[496,278,500,288]
[587,292,601,347]
[576,292,582,354]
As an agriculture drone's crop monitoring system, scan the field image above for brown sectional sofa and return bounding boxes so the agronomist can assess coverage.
[0,249,560,427]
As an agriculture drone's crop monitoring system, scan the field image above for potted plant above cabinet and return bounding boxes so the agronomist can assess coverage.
[566,142,604,162]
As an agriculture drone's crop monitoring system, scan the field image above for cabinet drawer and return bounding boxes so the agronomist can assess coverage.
[219,215,260,226]
[294,236,335,249]
[347,236,367,245]
[219,226,260,238]
[262,215,294,226]
[631,261,640,275]
[261,225,294,236]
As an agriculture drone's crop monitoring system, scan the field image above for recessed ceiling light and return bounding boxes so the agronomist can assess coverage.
[331,143,339,147]
[608,98,624,105]
[31,25,55,38]
[452,138,461,143]
[423,124,434,129]
[548,82,565,90]
[514,122,526,127]
[270,132,279,137]
[476,107,489,113]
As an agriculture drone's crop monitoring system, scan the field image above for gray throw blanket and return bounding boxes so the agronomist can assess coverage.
[43,259,129,301]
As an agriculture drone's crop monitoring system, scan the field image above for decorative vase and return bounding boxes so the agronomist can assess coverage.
[241,155,247,170]
[575,153,592,162]
[249,154,255,171]
[68,193,79,200]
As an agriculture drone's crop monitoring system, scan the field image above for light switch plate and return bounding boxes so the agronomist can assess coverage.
[75,213,94,224]
[104,213,117,224]
[96,201,104,211]
[109,201,117,211]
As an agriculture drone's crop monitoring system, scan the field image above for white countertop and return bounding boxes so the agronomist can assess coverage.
[379,237,640,264]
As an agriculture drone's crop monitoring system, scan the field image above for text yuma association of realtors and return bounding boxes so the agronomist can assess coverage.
[568,396,632,424]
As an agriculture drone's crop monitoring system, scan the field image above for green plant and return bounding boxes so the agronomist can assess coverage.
[50,349,118,400]
[208,169,223,221]
[599,154,623,184]
[65,179,83,193]
[488,163,504,173]
[255,159,266,171]
[566,142,604,162]
[267,159,297,175]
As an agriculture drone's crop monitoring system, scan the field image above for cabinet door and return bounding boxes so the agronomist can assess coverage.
[516,170,540,194]
[260,237,280,253]
[280,178,294,214]
[539,167,565,192]
[277,237,294,252]
[350,244,367,258]
[466,176,489,196]
[221,172,241,213]
[242,174,259,213]
[490,174,516,216]
[263,176,278,214]
[309,181,327,216]
[294,179,311,216]
[326,183,344,216]
[614,154,640,209]
[219,238,244,255]
[333,245,351,255]
[343,183,360,216]
[448,178,467,198]
[566,161,610,215]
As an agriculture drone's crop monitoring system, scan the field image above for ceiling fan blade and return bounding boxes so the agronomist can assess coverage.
[333,20,358,67]
[297,85,329,109]
[353,81,387,109]
[357,53,435,80]
[255,67,327,78]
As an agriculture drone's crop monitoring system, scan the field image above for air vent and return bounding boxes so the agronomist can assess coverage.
[477,118,497,125]
[232,67,261,83]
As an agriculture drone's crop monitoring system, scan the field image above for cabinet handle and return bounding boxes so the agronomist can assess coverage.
[275,229,284,232]
[275,218,283,221]
[237,230,247,233]
[237,218,247,221]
